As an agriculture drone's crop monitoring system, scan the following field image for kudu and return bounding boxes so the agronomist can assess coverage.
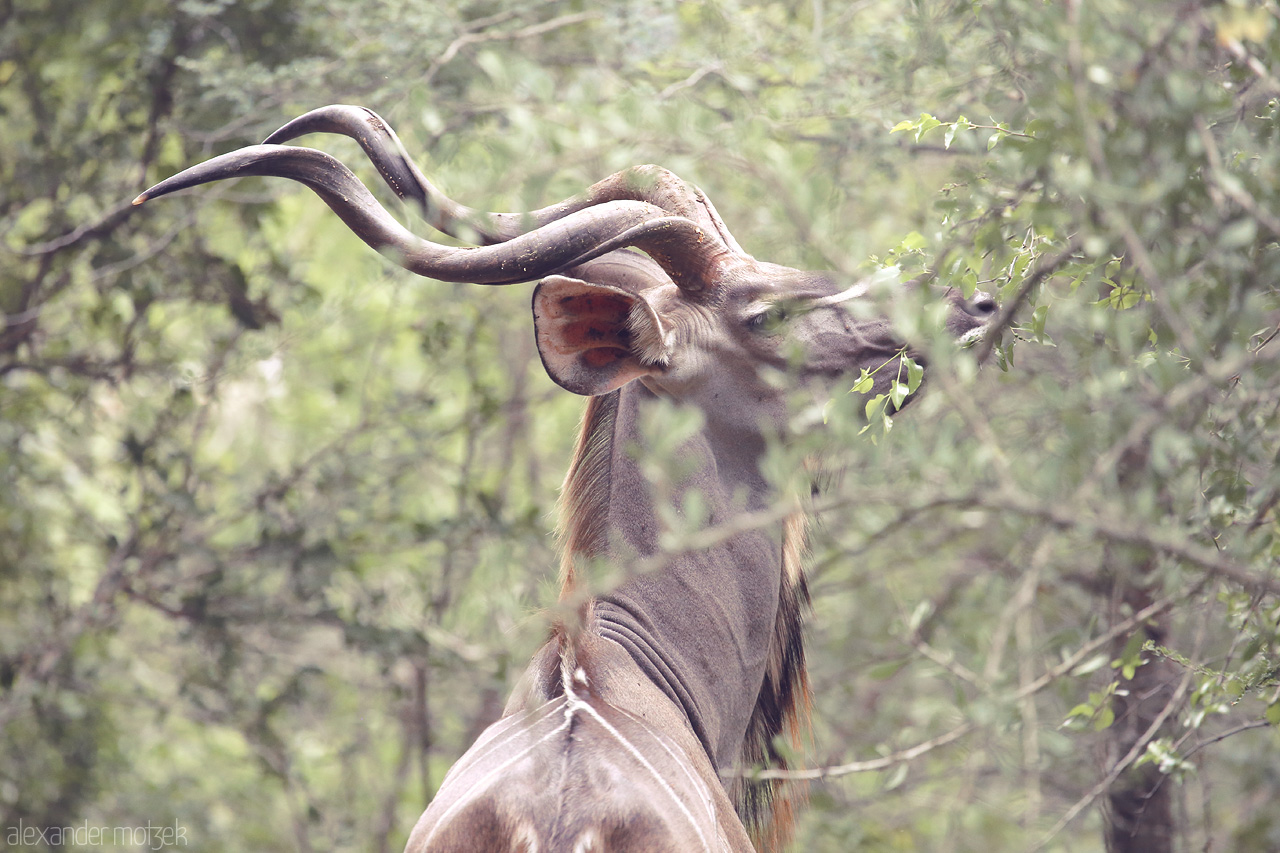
[135,105,995,852]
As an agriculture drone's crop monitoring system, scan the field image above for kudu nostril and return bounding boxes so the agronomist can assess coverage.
[969,290,998,316]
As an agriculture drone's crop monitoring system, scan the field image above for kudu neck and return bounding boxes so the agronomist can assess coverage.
[558,384,782,569]
[557,384,786,767]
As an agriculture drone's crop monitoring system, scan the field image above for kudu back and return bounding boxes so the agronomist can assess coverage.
[135,105,995,852]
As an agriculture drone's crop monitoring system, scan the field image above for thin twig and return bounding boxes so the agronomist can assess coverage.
[744,720,976,781]
[1026,609,1206,852]
[736,592,1183,783]
[424,11,600,89]
[973,237,1081,364]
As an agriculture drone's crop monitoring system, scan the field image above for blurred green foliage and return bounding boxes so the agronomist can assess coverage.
[3,0,1279,850]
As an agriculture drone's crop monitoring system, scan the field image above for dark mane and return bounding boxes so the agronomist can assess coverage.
[554,390,812,851]
[731,508,812,851]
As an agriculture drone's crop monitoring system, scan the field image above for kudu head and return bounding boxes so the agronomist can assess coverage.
[134,105,995,458]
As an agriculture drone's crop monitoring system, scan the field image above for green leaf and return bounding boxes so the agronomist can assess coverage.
[1031,305,1048,338]
[889,381,910,408]
[884,762,909,791]
[1071,654,1110,676]
[905,357,925,393]
[907,599,933,632]
[1024,118,1052,137]
[911,112,942,142]
[943,115,970,149]
[1065,703,1095,720]
[1220,218,1257,248]
[899,230,927,251]
[868,658,911,680]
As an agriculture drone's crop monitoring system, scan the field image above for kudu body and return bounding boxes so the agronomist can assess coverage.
[135,105,995,852]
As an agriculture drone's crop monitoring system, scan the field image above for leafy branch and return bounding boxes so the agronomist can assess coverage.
[844,348,925,437]
[891,112,1037,150]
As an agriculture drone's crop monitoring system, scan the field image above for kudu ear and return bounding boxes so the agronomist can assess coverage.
[532,275,668,396]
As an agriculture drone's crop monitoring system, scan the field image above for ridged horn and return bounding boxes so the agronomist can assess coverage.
[134,143,723,290]
[133,106,764,292]
[262,104,747,259]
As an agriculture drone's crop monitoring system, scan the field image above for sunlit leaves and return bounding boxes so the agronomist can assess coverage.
[891,112,1036,150]
[1062,682,1123,732]
[840,350,926,440]
[1210,2,1275,46]
[1135,737,1195,780]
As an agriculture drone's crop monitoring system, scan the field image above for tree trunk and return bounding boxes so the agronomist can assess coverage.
[1103,442,1180,853]
[1103,586,1178,853]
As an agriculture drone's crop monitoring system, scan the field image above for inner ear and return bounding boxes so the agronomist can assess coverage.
[532,276,665,396]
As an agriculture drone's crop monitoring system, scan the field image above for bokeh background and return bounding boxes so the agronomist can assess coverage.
[4,1,1280,850]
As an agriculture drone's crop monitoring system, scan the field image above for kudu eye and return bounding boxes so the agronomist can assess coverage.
[746,303,791,334]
